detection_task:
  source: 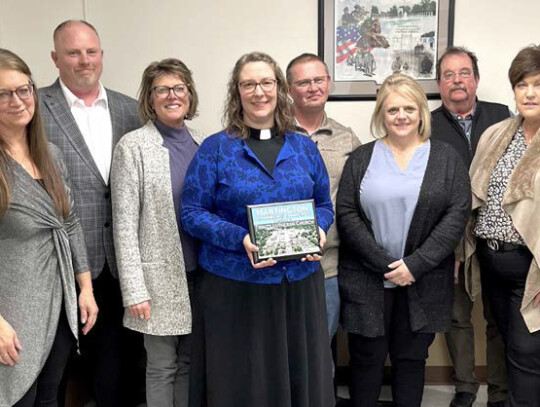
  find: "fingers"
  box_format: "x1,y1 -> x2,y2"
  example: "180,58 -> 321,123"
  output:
14,336 -> 22,351
318,227 -> 327,249
243,234 -> 258,252
301,253 -> 322,262
0,350 -> 17,366
387,259 -> 404,269
127,305 -> 138,318
384,266 -> 413,286
82,306 -> 98,335
0,340 -> 21,366
0,319 -> 21,366
143,306 -> 151,320
127,301 -> 151,321
253,258 -> 277,268
80,304 -> 97,335
243,234 -> 277,268
80,306 -> 88,325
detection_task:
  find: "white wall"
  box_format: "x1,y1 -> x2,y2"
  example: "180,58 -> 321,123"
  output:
1,0 -> 539,142
1,0 -> 540,366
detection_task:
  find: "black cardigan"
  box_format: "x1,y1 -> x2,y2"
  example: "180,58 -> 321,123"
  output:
336,139 -> 471,337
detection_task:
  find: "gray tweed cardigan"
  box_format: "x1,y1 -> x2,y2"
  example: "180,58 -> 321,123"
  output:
336,139 -> 471,337
111,121 -> 204,335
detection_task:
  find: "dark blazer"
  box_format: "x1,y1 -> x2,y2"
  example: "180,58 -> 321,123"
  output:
431,100 -> 510,167
39,79 -> 141,279
336,139 -> 471,337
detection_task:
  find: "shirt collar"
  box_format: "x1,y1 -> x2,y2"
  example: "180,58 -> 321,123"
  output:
294,112 -> 332,136
448,102 -> 477,122
59,78 -> 108,109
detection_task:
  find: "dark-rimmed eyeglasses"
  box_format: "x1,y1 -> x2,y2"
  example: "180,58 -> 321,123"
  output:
0,83 -> 34,104
152,84 -> 188,99
238,78 -> 277,94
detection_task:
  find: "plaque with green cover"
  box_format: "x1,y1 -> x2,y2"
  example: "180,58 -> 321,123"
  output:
246,199 -> 321,263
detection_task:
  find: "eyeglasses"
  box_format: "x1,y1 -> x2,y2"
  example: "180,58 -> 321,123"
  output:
0,83 -> 34,104
292,76 -> 329,88
152,84 -> 188,98
238,78 -> 277,94
441,69 -> 474,82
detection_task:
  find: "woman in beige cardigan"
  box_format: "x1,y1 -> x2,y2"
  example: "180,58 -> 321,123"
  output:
111,58 -> 204,407
464,45 -> 540,407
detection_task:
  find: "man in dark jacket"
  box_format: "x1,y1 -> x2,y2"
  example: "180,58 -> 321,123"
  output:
431,46 -> 510,407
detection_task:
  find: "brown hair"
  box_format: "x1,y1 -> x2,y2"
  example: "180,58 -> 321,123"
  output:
138,58 -> 199,123
223,52 -> 294,139
508,44 -> 540,88
436,46 -> 479,80
286,53 -> 329,84
0,49 -> 69,218
370,73 -> 431,141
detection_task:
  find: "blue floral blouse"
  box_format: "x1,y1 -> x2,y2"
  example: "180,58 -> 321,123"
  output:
180,130 -> 333,283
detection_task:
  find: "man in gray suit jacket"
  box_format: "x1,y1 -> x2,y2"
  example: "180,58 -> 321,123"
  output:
39,20 -> 143,407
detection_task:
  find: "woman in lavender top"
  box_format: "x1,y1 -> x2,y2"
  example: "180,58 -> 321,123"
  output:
111,59 -> 204,407
337,73 -> 470,407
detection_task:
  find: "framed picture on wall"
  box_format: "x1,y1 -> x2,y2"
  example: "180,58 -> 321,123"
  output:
318,0 -> 455,100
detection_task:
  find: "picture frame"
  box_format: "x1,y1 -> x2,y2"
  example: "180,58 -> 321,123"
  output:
318,0 -> 455,100
246,199 -> 321,263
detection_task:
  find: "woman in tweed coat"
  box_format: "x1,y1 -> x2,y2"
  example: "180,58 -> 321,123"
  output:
0,49 -> 97,406
111,59 -> 204,407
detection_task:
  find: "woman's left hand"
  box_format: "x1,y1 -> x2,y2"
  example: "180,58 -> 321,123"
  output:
78,288 -> 99,335
384,259 -> 416,286
243,234 -> 277,268
301,228 -> 326,262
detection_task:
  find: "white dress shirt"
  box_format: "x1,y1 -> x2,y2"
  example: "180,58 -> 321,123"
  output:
60,79 -> 113,184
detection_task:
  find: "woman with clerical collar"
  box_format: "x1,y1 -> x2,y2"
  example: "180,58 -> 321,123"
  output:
181,51 -> 334,407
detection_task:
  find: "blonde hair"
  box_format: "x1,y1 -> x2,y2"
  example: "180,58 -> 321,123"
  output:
370,73 -> 431,140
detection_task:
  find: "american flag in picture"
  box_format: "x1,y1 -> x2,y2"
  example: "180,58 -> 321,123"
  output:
336,25 -> 360,63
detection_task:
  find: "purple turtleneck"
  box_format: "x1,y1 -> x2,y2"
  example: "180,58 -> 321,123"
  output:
154,119 -> 199,272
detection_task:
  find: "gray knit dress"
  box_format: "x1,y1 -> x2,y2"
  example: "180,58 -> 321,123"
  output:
0,144 -> 88,406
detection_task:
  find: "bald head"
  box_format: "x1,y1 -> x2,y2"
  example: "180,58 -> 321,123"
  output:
51,20 -> 103,98
54,20 -> 100,45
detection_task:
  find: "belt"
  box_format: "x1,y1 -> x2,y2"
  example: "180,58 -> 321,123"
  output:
483,239 -> 525,252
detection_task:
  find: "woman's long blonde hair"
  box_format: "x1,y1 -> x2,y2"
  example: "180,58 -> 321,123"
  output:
0,49 -> 68,218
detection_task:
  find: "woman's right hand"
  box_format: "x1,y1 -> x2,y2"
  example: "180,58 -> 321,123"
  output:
243,234 -> 277,269
0,316 -> 22,366
127,301 -> 151,321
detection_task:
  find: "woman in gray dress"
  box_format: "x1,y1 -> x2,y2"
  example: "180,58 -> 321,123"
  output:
0,49 -> 98,406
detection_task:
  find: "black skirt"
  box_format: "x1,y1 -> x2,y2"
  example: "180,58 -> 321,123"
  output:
189,268 -> 334,407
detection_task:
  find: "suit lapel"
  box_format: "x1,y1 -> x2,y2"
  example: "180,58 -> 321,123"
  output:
108,91 -> 124,148
42,81 -> 105,184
